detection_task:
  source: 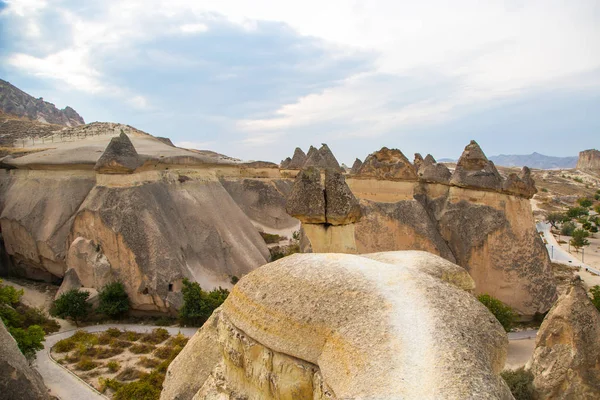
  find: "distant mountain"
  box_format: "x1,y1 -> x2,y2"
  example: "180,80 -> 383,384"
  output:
0,79 -> 84,127
489,152 -> 577,169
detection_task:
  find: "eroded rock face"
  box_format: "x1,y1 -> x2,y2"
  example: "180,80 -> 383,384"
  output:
279,157 -> 292,169
162,252 -> 512,400
286,167 -> 326,223
318,143 -> 343,171
0,320 -> 49,399
576,149 -> 600,174
528,279 -> 600,399
413,153 -> 424,171
358,147 -> 418,180
324,169 -> 361,225
418,159 -> 451,184
94,132 -> 143,174
451,140 -> 503,191
304,146 -> 325,169
288,147 -> 308,169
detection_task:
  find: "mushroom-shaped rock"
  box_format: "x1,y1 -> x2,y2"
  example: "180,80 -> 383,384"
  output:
450,140 -> 503,191
280,157 -> 292,169
162,252 -> 512,400
502,167 -> 537,198
528,278 -> 600,399
318,143 -> 343,170
285,166 -> 326,223
288,147 -> 307,169
358,147 -> 418,180
350,158 -> 363,174
324,168 -> 361,225
94,132 -> 142,174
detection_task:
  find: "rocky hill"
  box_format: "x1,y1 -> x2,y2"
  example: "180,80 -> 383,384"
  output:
576,149 -> 600,175
0,79 -> 84,127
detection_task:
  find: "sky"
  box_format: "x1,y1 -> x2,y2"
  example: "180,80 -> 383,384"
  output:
1,0 -> 599,164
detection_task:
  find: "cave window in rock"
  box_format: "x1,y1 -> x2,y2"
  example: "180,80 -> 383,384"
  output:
142,287 -> 149,295
168,283 -> 173,292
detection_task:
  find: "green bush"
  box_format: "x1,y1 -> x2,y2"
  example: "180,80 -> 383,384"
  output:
99,377 -> 123,393
50,289 -> 92,326
76,356 -> 98,371
0,280 -> 23,305
97,282 -> 130,318
153,345 -> 175,360
107,360 -> 120,372
501,367 -> 534,400
130,343 -> 155,354
560,221 -> 577,236
116,367 -> 143,381
54,337 -> 77,353
20,306 -> 60,334
8,325 -> 45,359
259,231 -> 282,244
113,379 -> 161,400
179,279 -> 229,326
578,197 -> 593,208
140,328 -> 170,344
477,294 -> 517,332
137,356 -> 160,368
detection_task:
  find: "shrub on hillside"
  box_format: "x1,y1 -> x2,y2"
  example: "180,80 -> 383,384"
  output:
477,294 -> 517,332
501,367 -> 534,400
179,279 -> 229,326
50,289 -> 92,326
560,221 -> 577,236
590,286 -> 600,313
7,325 -> 45,359
97,282 -> 130,318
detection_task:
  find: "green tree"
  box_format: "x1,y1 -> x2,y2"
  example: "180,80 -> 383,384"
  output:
546,212 -> 567,229
50,289 -> 92,326
596,204 -> 600,214
7,325 -> 45,359
570,229 -> 590,252
0,279 -> 23,306
578,197 -> 593,208
97,282 -> 130,319
179,279 -> 229,327
477,294 -> 516,332
560,221 -> 577,236
566,206 -> 589,219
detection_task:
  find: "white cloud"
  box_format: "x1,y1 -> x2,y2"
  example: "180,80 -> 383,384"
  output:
180,23 -> 208,34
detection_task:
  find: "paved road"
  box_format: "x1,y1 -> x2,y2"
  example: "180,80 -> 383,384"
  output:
34,324 -> 198,400
508,329 -> 537,340
536,222 -> 600,275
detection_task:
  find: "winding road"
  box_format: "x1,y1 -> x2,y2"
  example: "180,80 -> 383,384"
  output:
33,324 -> 198,400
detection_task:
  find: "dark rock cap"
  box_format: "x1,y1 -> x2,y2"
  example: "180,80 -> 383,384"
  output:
324,168 -> 361,225
303,146 -> 325,168
423,154 -> 436,165
413,153 -> 424,172
280,157 -> 292,169
350,158 -> 363,174
285,166 -> 326,223
318,143 -> 343,171
357,147 -> 417,181
418,162 -> 451,185
502,166 -> 537,198
288,147 -> 307,169
94,132 -> 143,174
450,140 -> 503,191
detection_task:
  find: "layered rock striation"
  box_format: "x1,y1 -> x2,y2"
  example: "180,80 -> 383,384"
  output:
161,251 -> 513,400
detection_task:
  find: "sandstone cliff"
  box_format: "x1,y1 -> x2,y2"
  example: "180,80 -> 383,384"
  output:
576,149 -> 600,174
0,320 -> 49,399
528,278 -> 600,399
289,141 -> 555,317
161,252 -> 513,400
0,79 -> 84,126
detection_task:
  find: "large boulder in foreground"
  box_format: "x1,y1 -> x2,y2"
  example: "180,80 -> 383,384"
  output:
162,251 -> 512,400
0,320 -> 49,399
528,279 -> 600,399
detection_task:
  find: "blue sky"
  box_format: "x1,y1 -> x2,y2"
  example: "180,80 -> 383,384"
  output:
1,0 -> 599,164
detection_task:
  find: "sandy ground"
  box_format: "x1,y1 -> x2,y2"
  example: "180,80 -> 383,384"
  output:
505,338 -> 536,370
555,234 -> 600,287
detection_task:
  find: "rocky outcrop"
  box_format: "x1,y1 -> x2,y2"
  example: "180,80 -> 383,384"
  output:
502,167 -> 537,198
318,143 -> 343,170
350,158 -> 363,174
413,153 -> 424,171
451,140 -> 503,191
576,149 -> 600,174
162,252 -> 513,400
279,157 -> 292,169
286,167 -> 360,225
303,145 -> 324,168
357,147 -> 418,180
0,79 -> 84,126
0,320 -> 49,399
417,156 -> 451,184
528,279 -> 600,399
94,132 -> 143,174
